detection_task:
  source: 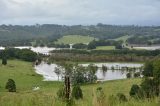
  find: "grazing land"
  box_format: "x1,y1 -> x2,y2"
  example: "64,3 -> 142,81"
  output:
95,46 -> 115,50
55,35 -> 97,44
0,60 -> 159,106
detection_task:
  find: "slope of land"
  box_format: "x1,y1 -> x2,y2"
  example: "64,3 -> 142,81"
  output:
55,35 -> 96,44
0,60 -> 159,106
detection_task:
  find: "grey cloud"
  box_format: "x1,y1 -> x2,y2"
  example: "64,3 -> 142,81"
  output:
0,0 -> 160,25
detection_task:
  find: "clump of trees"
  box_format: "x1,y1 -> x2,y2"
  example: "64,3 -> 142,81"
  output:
54,63 -> 98,85
87,40 -> 123,50
56,65 -> 83,106
72,43 -> 88,49
5,79 -> 16,92
129,59 -> 160,99
0,48 -> 37,62
50,49 -> 160,62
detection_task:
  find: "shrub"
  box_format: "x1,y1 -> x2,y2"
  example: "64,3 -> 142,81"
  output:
134,72 -> 141,78
141,78 -> 156,98
5,79 -> 16,92
129,84 -> 143,98
116,93 -> 127,102
72,85 -> 83,100
2,57 -> 7,65
126,73 -> 131,78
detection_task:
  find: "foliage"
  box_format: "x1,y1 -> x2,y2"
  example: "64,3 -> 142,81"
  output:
50,49 -> 160,62
129,84 -> 143,98
126,73 -> 131,78
54,65 -> 62,81
102,65 -> 108,72
2,57 -> 7,65
72,85 -> 83,100
87,40 -> 123,50
131,59 -> 160,99
0,48 -> 37,62
134,72 -> 141,78
5,79 -> 16,92
143,61 -> 153,77
116,93 -> 128,102
72,43 -> 88,49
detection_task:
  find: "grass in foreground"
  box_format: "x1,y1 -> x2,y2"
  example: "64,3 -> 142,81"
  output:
55,35 -> 97,44
0,60 -> 159,106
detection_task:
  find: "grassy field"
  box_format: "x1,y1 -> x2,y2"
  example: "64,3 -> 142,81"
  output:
0,60 -> 159,106
55,35 -> 96,44
95,46 -> 115,50
115,35 -> 131,42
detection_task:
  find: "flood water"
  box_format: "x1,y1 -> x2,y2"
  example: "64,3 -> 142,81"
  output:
133,46 -> 160,50
35,62 -> 143,81
14,46 -> 56,55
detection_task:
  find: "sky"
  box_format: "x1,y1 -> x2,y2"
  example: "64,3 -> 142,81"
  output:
0,0 -> 160,26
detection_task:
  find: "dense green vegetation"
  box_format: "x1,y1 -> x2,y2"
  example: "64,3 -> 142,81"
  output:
1,24 -> 160,46
0,48 -> 37,62
49,49 -> 160,62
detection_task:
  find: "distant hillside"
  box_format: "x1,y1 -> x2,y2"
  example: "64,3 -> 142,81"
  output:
0,24 -> 160,46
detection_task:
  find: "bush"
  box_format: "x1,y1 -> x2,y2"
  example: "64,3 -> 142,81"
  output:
2,57 -> 7,65
134,72 -> 141,78
116,93 -> 127,102
126,73 -> 131,78
129,84 -> 143,98
5,79 -> 16,92
140,78 -> 157,98
72,85 -> 83,100
143,61 -> 153,77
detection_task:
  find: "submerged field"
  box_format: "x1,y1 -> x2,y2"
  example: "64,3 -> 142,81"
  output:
0,60 -> 159,106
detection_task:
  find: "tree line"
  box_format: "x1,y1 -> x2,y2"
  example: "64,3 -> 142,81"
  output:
0,24 -> 160,46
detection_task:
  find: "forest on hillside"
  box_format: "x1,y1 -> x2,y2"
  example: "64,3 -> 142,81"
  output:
0,24 -> 160,46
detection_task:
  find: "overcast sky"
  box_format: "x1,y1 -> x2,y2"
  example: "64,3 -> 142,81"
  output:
0,0 -> 160,26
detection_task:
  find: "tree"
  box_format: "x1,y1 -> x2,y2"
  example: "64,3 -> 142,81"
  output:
54,65 -> 62,81
143,61 -> 153,77
2,57 -> 7,65
72,85 -> 83,100
102,65 -> 108,72
126,73 -> 131,78
5,79 -> 16,92
87,64 -> 98,83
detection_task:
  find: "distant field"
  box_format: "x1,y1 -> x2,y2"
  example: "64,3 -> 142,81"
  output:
115,35 -> 131,42
96,46 -> 115,50
55,35 -> 96,44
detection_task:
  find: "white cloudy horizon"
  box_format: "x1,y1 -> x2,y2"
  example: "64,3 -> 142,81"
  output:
0,0 -> 160,26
